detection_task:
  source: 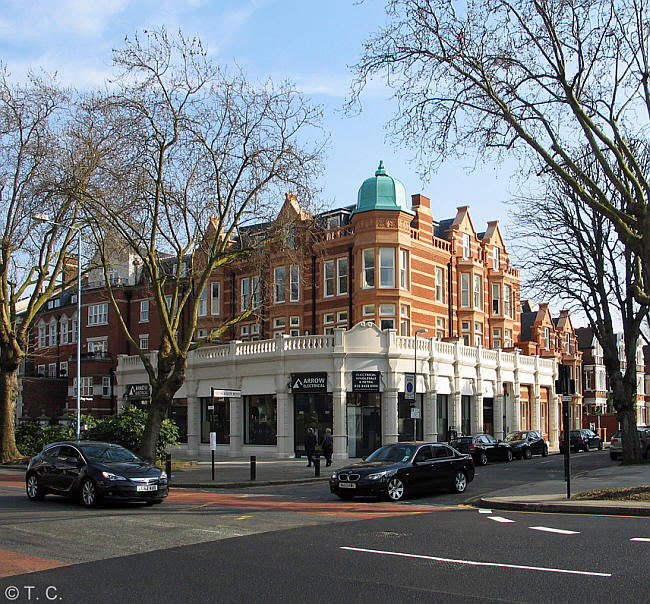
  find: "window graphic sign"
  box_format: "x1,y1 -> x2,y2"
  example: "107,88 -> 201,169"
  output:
352,371 -> 380,392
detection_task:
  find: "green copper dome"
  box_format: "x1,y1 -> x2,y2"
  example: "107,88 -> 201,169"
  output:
353,161 -> 413,215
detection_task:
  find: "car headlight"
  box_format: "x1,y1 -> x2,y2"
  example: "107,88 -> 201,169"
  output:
367,469 -> 397,481
101,471 -> 127,481
330,472 -> 338,480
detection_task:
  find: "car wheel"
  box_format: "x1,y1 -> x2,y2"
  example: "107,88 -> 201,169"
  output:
80,478 -> 100,507
523,448 -> 532,460
505,450 -> 513,462
452,471 -> 467,493
542,446 -> 549,457
26,474 -> 45,501
386,477 -> 407,501
598,441 -> 603,451
337,491 -> 355,500
584,443 -> 590,452
479,452 -> 488,466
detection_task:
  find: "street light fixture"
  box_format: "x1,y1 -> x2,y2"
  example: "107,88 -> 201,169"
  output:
414,328 -> 427,441
33,213 -> 83,440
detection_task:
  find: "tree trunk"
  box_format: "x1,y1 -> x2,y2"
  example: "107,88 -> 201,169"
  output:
138,389 -> 170,462
0,359 -> 23,463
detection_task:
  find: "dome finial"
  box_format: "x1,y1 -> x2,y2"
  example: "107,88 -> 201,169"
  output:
375,160 -> 387,176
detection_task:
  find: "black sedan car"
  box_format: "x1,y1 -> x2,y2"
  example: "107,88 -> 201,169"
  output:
26,441 -> 168,507
329,442 -> 475,502
559,429 -> 603,453
504,430 -> 548,459
450,434 -> 513,465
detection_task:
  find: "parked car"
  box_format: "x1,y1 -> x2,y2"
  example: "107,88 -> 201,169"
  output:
559,429 -> 603,453
449,434 -> 513,465
610,428 -> 650,460
26,441 -> 169,507
329,442 -> 475,501
503,430 -> 548,459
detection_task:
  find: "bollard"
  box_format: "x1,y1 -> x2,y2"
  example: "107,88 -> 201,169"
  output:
250,455 -> 256,481
314,456 -> 320,478
165,453 -> 172,485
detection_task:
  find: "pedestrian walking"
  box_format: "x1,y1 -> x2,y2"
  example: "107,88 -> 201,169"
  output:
304,427 -> 317,467
322,427 -> 333,467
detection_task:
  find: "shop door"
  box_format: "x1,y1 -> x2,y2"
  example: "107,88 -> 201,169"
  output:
346,393 -> 381,458
482,398 -> 494,435
293,393 -> 333,456
437,394 -> 449,441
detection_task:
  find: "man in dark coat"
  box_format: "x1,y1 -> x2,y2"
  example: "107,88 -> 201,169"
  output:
322,427 -> 334,466
304,427 -> 317,467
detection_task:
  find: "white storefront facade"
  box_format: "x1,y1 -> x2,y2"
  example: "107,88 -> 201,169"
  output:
116,323 -> 558,460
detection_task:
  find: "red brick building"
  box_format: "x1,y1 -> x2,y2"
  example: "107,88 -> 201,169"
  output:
23,162 -> 522,438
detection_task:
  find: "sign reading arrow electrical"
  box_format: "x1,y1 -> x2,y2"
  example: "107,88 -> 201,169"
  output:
290,372 -> 327,392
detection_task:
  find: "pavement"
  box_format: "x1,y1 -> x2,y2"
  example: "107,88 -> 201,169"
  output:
4,450 -> 650,516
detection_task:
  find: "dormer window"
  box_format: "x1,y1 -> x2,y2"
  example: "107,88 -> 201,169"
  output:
327,215 -> 341,229
493,247 -> 500,271
462,233 -> 471,259
544,327 -> 551,349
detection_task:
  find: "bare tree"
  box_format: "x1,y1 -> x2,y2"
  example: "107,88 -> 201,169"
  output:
78,30 -> 324,460
513,163 -> 647,461
350,0 -> 650,306
0,68 -> 84,462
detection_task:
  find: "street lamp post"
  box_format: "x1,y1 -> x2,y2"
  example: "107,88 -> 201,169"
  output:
34,214 -> 83,440
414,328 -> 427,441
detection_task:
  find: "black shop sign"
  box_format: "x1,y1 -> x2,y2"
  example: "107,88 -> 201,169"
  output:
352,371 -> 380,392
290,372 -> 327,392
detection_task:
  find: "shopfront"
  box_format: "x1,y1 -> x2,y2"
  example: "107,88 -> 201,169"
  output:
520,386 -> 531,430
201,396 -> 230,444
346,392 -> 381,458
398,393 -> 423,441
291,372 -> 331,456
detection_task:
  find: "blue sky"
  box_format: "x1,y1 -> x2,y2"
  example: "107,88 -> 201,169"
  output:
0,0 -> 517,233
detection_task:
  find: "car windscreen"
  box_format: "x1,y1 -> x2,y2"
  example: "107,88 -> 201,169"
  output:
366,445 -> 415,463
505,432 -> 526,442
79,445 -> 141,462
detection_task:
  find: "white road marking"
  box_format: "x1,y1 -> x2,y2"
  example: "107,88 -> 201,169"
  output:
489,516 -> 515,523
340,547 -> 611,577
478,509 -> 492,514
630,538 -> 650,542
529,526 -> 579,535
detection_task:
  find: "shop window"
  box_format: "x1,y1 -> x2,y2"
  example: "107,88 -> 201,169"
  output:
244,394 -> 277,445
201,397 -> 230,444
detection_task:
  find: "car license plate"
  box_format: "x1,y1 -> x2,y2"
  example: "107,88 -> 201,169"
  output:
136,484 -> 157,492
338,482 -> 356,489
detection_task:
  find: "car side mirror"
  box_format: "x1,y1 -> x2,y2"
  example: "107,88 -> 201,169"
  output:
361,456 -> 367,461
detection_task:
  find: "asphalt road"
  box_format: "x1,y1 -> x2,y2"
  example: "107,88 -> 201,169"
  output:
1,450 -> 641,603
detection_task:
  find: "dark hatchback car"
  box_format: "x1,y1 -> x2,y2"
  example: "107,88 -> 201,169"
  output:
504,430 -> 548,459
450,434 -> 513,465
559,429 -> 603,453
329,442 -> 475,502
26,441 -> 168,507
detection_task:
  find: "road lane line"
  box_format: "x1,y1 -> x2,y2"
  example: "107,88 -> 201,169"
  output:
529,526 -> 579,535
340,547 -> 611,577
630,538 -> 650,542
489,516 -> 514,523
478,509 -> 492,514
